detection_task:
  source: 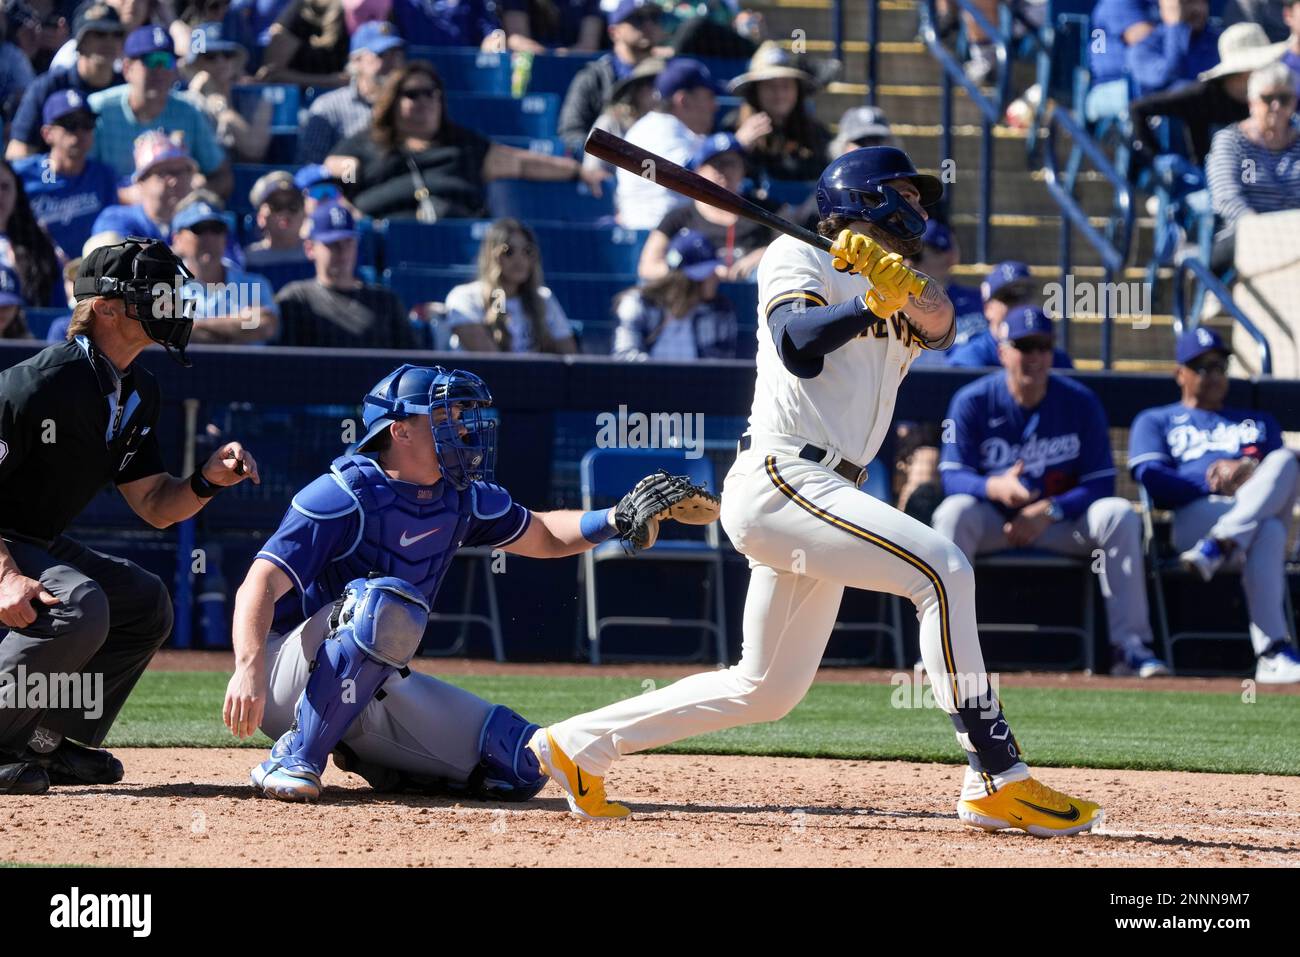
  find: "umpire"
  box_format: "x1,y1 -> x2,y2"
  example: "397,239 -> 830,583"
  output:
0,236 -> 260,795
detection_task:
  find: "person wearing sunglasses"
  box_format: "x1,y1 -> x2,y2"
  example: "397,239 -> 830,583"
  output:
170,196 -> 279,343
557,0 -> 666,154
86,25 -> 232,200
183,21 -> 271,163
443,218 -> 576,354
1205,61 -> 1300,271
325,61 -> 605,222
934,305 -> 1169,678
6,3 -> 125,162
1129,327 -> 1300,684
298,21 -> 406,165
243,169 -> 310,270
13,89 -> 118,264
947,260 -> 1074,369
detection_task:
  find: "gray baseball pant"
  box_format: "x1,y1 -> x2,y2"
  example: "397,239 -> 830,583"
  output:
932,494 -> 1155,652
0,535 -> 174,752
1171,448 -> 1299,653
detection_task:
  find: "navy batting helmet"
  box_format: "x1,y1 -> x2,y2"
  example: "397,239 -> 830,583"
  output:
815,147 -> 943,243
352,364 -> 498,490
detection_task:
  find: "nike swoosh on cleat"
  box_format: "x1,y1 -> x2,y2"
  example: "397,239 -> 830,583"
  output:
1015,798 -> 1081,821
576,767 -> 589,797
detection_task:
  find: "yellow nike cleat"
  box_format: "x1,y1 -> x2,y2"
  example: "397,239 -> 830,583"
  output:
957,777 -> 1103,837
528,728 -> 631,820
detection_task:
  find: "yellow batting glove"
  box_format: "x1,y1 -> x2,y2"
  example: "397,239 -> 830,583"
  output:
829,228 -> 887,275
864,254 -> 930,318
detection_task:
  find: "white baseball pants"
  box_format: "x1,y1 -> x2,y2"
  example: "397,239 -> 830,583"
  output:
551,442 -> 1000,776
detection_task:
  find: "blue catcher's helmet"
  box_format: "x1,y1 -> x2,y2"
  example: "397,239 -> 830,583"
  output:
351,364 -> 498,490
815,146 -> 943,243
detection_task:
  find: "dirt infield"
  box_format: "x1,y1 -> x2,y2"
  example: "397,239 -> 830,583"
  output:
2,749 -> 1297,867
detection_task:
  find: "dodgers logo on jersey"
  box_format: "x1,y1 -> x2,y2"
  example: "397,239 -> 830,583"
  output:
980,433 -> 1082,477
1167,419 -> 1262,462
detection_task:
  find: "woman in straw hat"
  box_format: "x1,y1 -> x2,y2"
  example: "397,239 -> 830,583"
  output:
723,40 -> 831,182
1205,60 -> 1300,268
1129,21 -> 1288,166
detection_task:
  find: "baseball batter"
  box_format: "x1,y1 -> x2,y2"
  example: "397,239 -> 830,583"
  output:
223,363 -> 716,802
529,147 -> 1103,836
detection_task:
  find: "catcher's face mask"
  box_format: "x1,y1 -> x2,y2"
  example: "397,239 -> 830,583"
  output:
428,369 -> 497,491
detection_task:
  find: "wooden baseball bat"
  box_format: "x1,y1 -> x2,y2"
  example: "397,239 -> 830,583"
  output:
584,128 -> 836,254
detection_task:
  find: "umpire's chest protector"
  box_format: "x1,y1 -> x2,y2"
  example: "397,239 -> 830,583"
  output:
303,454 -> 473,612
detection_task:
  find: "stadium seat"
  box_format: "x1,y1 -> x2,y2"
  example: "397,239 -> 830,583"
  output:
578,447 -> 728,664
486,178 -> 613,222
262,131 -> 300,165
382,265 -> 476,308
406,47 -> 512,93
423,547 -> 506,661
493,135 -> 567,155
447,92 -> 560,139
231,83 -> 300,130
24,307 -> 67,341
381,220 -> 648,274
525,52 -> 600,96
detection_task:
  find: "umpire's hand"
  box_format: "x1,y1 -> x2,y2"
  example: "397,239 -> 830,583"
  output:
203,441 -> 261,487
0,572 -> 60,628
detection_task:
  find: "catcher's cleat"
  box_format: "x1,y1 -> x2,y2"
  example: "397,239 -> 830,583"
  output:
24,739 -> 124,786
0,756 -> 50,795
527,729 -> 630,820
251,759 -> 322,802
958,777 -> 1102,837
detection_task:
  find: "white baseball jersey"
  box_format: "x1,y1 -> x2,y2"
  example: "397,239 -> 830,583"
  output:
750,233 -> 924,467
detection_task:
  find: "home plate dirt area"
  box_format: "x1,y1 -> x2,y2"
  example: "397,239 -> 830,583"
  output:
2,749 -> 1297,867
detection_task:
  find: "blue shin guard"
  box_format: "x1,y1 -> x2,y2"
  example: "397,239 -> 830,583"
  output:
253,577 -> 430,801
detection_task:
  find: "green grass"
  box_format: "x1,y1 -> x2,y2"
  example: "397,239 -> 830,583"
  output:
106,671 -> 1300,776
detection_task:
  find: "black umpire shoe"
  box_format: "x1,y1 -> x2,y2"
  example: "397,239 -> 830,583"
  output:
0,756 -> 50,795
25,740 -> 124,786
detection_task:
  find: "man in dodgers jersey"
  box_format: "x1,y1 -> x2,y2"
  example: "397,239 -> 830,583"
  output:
932,305 -> 1168,678
526,147 -> 1104,835
1129,328 -> 1300,684
223,364 -> 696,801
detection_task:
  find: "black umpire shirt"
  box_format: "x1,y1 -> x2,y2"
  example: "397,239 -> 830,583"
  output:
0,337 -> 166,547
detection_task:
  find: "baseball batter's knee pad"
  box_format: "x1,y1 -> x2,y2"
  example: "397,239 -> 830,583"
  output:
469,705 -> 547,802
334,576 -> 431,667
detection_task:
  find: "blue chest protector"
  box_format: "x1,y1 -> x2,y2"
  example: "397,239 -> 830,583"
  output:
296,453 -> 475,622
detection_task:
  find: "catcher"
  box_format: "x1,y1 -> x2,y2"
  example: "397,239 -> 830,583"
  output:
223,363 -> 717,802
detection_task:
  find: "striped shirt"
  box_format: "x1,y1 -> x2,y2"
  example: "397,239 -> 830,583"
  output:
297,82 -> 374,165
1206,123 -> 1300,225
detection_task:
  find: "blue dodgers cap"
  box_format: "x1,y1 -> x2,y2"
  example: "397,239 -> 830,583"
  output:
171,200 -> 228,234
655,58 -> 721,99
124,24 -> 174,58
1176,326 -> 1231,365
665,229 -> 721,281
307,201 -> 358,242
186,22 -> 240,64
43,88 -> 96,126
351,20 -> 405,56
922,219 -> 954,252
981,260 -> 1033,301
687,132 -> 744,171
999,305 -> 1054,343
0,264 -> 24,306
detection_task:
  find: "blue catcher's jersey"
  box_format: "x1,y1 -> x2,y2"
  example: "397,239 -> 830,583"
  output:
257,453 -> 532,634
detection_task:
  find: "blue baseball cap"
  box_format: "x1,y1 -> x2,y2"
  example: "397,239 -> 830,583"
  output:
1176,326 -> 1231,365
999,305 -> 1054,343
922,219 -> 954,252
687,132 -> 744,171
609,0 -> 656,25
665,229 -> 721,281
172,200 -> 228,234
124,24 -> 174,59
294,163 -> 338,190
981,260 -> 1033,302
308,201 -> 358,242
655,58 -> 721,99
43,88 -> 96,126
0,264 -> 24,307
187,22 -> 240,64
351,20 -> 404,56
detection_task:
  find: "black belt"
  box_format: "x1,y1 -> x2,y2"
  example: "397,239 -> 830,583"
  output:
737,434 -> 866,487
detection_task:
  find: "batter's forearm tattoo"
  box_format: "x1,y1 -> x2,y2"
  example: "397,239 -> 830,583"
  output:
902,274 -> 956,349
